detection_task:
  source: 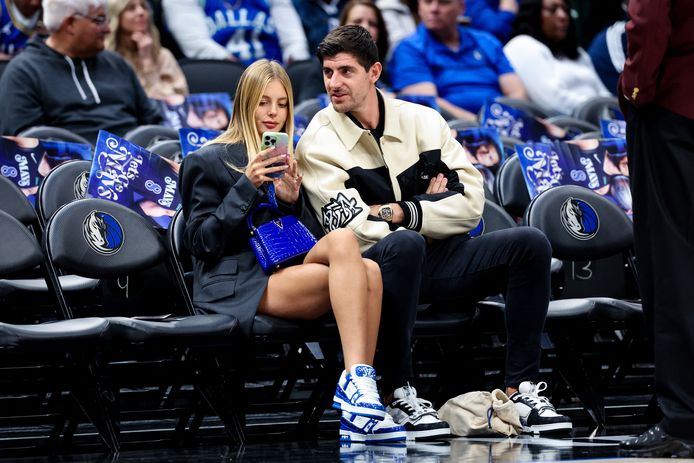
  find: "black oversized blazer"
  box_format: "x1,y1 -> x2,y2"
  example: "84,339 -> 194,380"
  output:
179,142 -> 324,336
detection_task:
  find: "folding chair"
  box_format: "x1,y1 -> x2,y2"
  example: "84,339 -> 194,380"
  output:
167,209 -> 342,437
149,139 -> 183,162
178,59 -> 246,99
525,185 -> 643,432
17,126 -> 92,146
0,210 -> 115,451
286,59 -> 325,104
572,96 -> 621,126
43,198 -> 245,446
123,125 -> 179,150
494,154 -> 531,219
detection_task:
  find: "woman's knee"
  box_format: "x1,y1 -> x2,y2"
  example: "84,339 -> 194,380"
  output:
325,228 -> 361,259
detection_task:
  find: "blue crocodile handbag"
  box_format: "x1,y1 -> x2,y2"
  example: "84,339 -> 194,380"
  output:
247,185 -> 317,274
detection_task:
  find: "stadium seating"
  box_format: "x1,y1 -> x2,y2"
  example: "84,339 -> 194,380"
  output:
43,198 -> 245,447
17,126 -> 92,146
572,96 -> 621,126
286,59 -> 325,104
123,125 -> 179,150
179,59 -> 246,100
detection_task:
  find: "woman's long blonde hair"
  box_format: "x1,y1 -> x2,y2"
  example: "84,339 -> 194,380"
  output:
210,59 -> 295,170
105,0 -> 161,70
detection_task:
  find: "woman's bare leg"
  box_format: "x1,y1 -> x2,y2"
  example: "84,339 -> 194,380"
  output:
258,229 -> 381,370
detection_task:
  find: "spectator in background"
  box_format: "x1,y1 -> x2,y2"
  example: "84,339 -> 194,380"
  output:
106,0 -> 188,99
292,0 -> 346,55
389,0 -> 527,121
1,0 -> 42,58
587,19 -> 626,95
465,0 -> 518,43
163,0 -> 309,66
0,0 -> 162,142
504,0 -> 610,116
375,0 -> 415,54
339,0 -> 390,83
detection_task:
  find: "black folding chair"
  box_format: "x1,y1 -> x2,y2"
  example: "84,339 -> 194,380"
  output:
494,154 -> 531,219
17,126 -> 92,146
0,210 -> 115,451
43,198 -> 245,446
525,185 -> 644,432
572,96 -> 621,126
178,59 -> 246,99
286,59 -> 325,104
149,139 -> 183,162
123,125 -> 179,150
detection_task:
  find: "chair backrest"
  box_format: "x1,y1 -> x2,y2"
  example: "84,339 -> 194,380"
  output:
493,96 -> 552,119
149,139 -> 183,162
123,125 -> 179,150
166,209 -> 195,313
294,98 -> 323,121
0,210 -> 44,277
17,126 -> 92,146
448,119 -> 480,131
544,115 -> 600,136
286,59 -> 325,104
494,155 -> 530,218
573,131 -> 602,140
479,200 -> 517,234
0,59 -> 9,80
44,198 -> 166,278
524,185 -> 633,261
572,96 -> 621,126
178,59 -> 246,99
0,175 -> 39,228
36,160 -> 91,227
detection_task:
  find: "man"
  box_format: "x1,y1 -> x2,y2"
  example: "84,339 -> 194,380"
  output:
465,0 -> 518,43
1,0 -> 42,58
0,0 -> 162,143
389,0 -> 526,121
296,25 -> 571,441
618,0 -> 694,458
162,0 -> 309,66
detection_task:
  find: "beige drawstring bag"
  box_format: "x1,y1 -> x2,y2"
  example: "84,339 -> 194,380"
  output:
438,389 -> 522,437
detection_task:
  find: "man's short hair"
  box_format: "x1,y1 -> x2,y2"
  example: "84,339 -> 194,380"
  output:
316,25 -> 379,71
43,0 -> 107,33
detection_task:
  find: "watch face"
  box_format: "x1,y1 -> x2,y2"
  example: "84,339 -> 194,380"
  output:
380,206 -> 393,221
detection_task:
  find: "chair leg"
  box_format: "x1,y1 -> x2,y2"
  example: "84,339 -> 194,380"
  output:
297,342 -> 341,436
552,333 -> 606,431
70,360 -> 120,453
192,353 -> 246,445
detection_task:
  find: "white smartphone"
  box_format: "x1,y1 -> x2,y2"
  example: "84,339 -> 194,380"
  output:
261,131 -> 289,179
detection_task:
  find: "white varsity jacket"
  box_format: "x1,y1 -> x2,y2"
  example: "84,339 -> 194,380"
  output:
296,95 -> 485,251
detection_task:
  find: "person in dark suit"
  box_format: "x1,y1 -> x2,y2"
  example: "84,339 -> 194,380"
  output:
618,0 -> 694,458
179,59 -> 406,443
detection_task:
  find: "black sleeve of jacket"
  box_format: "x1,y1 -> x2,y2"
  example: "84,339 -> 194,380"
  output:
180,150 -> 263,263
0,61 -> 44,135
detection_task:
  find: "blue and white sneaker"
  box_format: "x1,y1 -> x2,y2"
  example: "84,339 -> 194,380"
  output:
333,364 -> 385,420
339,411 -> 407,443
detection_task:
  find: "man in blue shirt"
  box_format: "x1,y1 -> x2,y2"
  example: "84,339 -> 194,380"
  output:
1,0 -> 41,58
389,0 -> 526,121
465,0 -> 518,43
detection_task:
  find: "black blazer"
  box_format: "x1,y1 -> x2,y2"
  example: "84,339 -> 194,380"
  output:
179,142 -> 324,336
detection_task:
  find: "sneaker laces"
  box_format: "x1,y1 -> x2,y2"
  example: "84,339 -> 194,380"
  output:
519,382 -> 556,412
351,374 -> 380,401
392,384 -> 438,420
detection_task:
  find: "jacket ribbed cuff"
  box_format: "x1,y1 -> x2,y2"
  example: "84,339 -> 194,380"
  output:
397,200 -> 422,231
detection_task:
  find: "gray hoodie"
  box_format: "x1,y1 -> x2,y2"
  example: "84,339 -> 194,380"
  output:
0,38 -> 162,143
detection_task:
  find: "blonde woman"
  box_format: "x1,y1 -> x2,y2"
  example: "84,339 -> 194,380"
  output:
106,0 -> 187,99
179,60 -> 405,443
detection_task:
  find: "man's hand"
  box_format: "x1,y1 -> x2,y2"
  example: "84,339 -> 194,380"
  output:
426,173 -> 448,194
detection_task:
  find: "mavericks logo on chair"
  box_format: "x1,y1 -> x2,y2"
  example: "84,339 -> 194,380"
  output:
73,172 -> 89,199
83,210 -> 124,255
560,198 -> 599,240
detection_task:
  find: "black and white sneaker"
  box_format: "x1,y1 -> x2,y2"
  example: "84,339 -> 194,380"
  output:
510,381 -> 572,435
386,384 -> 450,440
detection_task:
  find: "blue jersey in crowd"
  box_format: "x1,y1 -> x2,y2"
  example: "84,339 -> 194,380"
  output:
203,0 -> 283,65
390,24 -> 515,114
1,0 -> 34,56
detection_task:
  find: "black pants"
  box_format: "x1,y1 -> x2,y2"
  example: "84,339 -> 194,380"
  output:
363,226 -> 551,393
625,103 -> 694,439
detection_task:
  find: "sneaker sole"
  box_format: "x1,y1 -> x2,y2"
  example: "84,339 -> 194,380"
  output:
333,399 -> 386,420
339,430 -> 406,443
523,422 -> 573,434
407,426 -> 451,441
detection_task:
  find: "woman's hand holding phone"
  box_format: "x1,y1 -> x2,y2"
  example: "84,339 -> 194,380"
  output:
245,146 -> 289,187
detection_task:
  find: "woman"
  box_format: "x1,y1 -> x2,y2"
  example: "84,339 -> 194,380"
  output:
339,0 -> 389,64
503,0 -> 610,116
106,0 -> 188,99
180,60 -> 405,443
